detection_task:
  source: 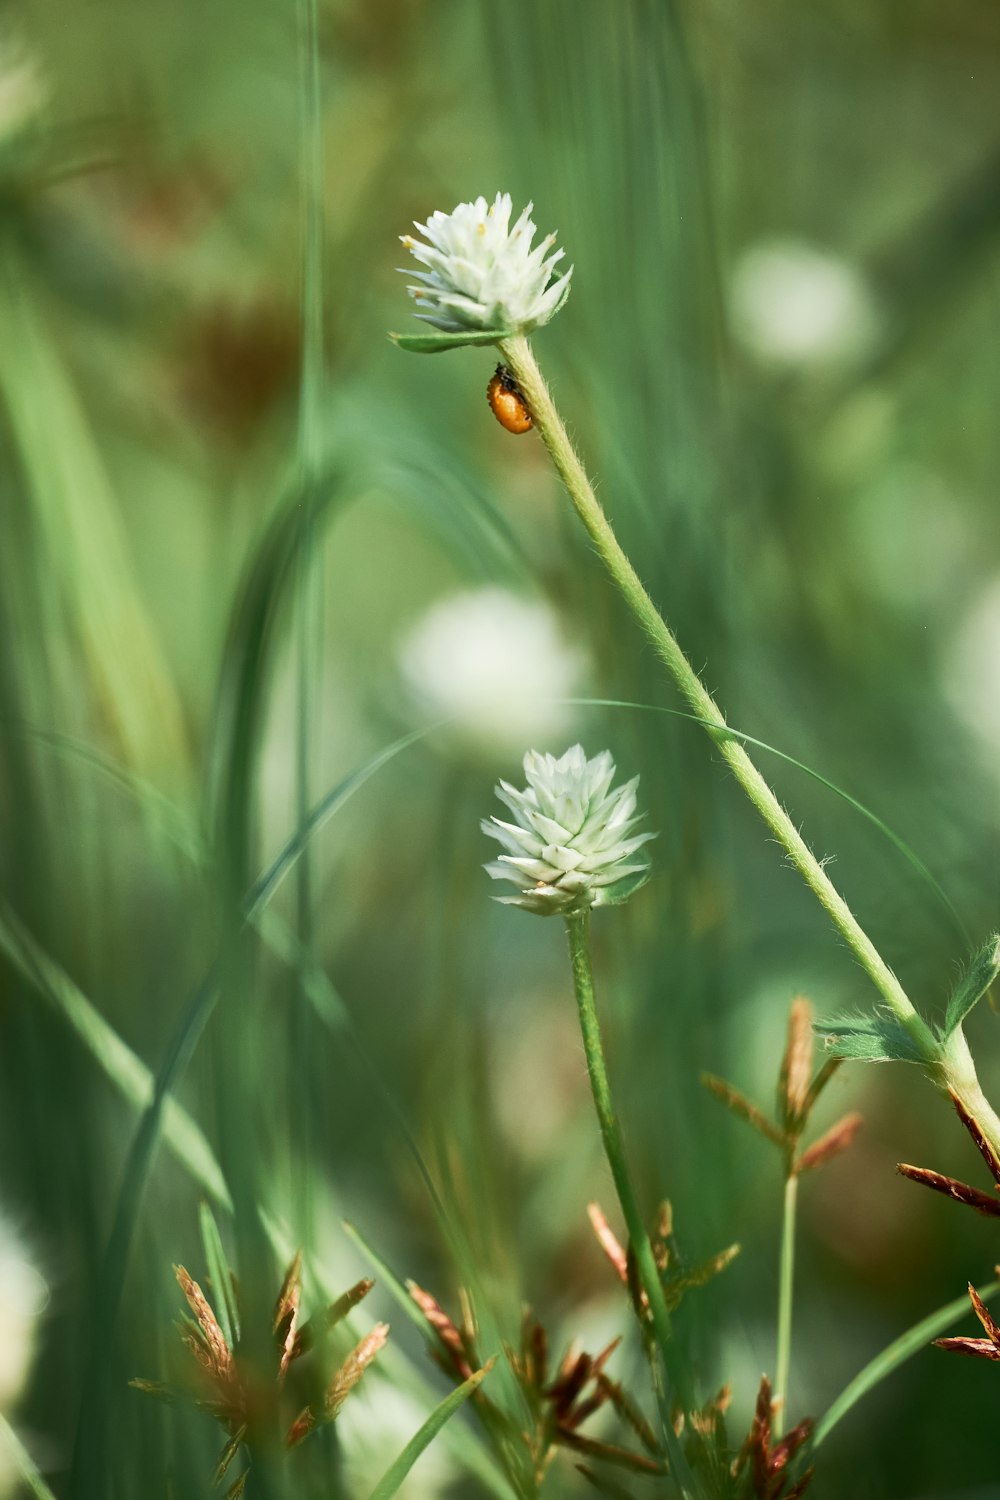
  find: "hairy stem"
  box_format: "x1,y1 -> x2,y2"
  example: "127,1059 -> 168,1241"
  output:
500,331 -> 1000,1161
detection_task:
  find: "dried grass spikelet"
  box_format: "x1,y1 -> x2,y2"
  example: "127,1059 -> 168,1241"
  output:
703,995 -> 861,1179
934,1276 -> 1000,1362
408,1278 -> 665,1485
588,1200 -> 739,1320
732,1375 -> 814,1498
133,1254 -> 387,1493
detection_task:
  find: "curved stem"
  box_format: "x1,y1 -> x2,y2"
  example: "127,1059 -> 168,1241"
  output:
500,331 -> 1000,1162
564,912 -> 699,1497
773,1171 -> 798,1437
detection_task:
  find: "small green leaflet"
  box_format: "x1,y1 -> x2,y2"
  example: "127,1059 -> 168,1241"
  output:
389,329 -> 508,354
941,934 -> 1000,1039
814,1016 -> 926,1064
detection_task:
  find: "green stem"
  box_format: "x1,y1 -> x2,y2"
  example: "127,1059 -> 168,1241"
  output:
0,1413 -> 58,1500
293,0 -> 325,1222
500,331 -> 1000,1162
773,1171 -> 798,1437
564,912 -> 698,1497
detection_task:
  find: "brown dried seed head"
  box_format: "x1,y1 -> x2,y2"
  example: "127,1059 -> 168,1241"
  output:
407,1283 -> 474,1380
595,1372 -> 660,1454
934,1335 -> 1000,1359
796,1112 -> 863,1174
949,1089 -> 1000,1186
701,1073 -> 787,1148
174,1265 -> 232,1378
968,1282 -> 1000,1349
325,1322 -> 390,1417
779,997 -> 814,1130
291,1277 -> 376,1360
587,1202 -> 629,1284
897,1162 -> 1000,1218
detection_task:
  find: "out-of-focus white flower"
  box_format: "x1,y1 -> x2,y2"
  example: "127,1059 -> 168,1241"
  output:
400,193 -> 572,334
0,38 -> 46,143
483,744 -> 654,915
0,1212 -> 46,1500
0,1215 -> 44,1410
944,578 -> 1000,754
729,238 -> 879,369
398,587 -> 584,762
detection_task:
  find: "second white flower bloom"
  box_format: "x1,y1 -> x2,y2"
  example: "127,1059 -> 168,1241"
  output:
483,745 -> 655,915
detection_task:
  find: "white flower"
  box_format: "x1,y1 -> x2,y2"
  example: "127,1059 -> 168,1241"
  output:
729,238 -> 879,369
0,1214 -> 44,1411
0,36 -> 46,144
398,588 -> 585,762
944,577 -> 1000,756
483,745 -> 655,915
0,1211 -> 46,1499
400,192 -> 572,334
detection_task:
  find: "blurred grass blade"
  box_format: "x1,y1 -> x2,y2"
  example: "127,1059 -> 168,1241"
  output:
199,1204 -> 241,1347
0,1412 -> 58,1500
341,1220 -> 432,1337
73,729 -> 430,1488
0,253 -> 188,781
366,1362 -> 495,1500
811,1278 -> 1000,1452
578,697 -> 968,943
0,895 -> 230,1208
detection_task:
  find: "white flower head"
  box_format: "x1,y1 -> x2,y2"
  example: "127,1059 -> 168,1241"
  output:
483,745 -> 655,916
398,587 -> 585,763
400,192 -> 572,335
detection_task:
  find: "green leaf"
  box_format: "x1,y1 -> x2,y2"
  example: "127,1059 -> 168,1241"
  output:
389,329 -> 508,354
366,1363 -> 494,1500
942,934 -> 1000,1038
0,896 -> 231,1209
812,1279 -> 1000,1452
199,1205 -> 241,1349
813,1016 -> 927,1064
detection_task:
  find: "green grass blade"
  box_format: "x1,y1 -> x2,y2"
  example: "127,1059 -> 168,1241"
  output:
71,729 -> 431,1491
341,1220 -> 433,1338
574,697 -> 968,944
0,251 -> 188,782
0,895 -> 230,1208
199,1204 -> 241,1348
811,1278 -> 1000,1453
0,1412 -> 59,1500
366,1363 -> 495,1500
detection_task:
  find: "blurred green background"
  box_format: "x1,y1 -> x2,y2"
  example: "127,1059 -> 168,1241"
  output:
2,0 -> 1000,1495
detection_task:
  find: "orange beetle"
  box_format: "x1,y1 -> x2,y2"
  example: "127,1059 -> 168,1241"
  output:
486,364 -> 533,434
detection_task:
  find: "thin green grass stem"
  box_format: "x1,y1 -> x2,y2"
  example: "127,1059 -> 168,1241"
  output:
773,1171 -> 798,1437
500,332 -> 1000,1161
292,0 -> 326,1224
810,1278 -> 1000,1455
563,912 -> 698,1498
